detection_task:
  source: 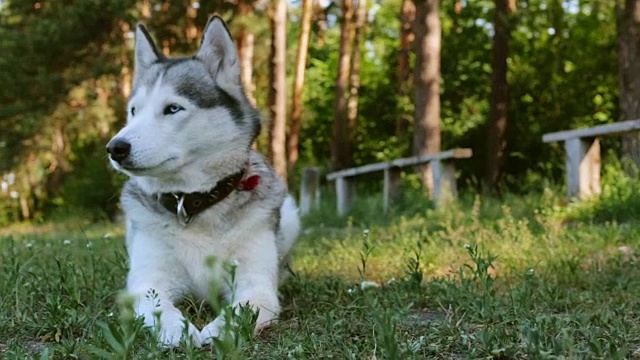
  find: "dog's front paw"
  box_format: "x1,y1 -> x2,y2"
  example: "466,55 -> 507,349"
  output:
156,314 -> 202,348
199,317 -> 226,346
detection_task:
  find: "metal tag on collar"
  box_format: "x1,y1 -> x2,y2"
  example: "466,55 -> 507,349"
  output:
176,195 -> 192,226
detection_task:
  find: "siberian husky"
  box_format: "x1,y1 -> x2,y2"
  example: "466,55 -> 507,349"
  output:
106,16 -> 300,347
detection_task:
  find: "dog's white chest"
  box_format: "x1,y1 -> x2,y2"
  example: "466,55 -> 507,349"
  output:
176,230 -> 226,297
128,215 -> 243,300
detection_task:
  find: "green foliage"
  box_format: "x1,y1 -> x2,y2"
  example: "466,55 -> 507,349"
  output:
504,0 -> 619,184
89,294 -> 147,359
565,154 -> 640,224
0,0 -> 624,222
0,0 -> 134,223
3,187 -> 640,357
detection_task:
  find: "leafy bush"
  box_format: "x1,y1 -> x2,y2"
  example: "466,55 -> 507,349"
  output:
566,155 -> 640,223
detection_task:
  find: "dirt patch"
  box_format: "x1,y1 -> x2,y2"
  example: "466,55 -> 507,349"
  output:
26,340 -> 47,354
406,308 -> 445,324
0,340 -> 47,356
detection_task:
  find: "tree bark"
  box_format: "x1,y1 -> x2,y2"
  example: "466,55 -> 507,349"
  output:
119,20 -> 132,101
236,0 -> 257,106
617,0 -> 640,166
140,0 -> 151,23
268,0 -> 288,179
412,0 -> 441,195
331,0 -> 355,171
288,0 -> 314,170
397,0 -> 416,136
313,0 -> 329,47
237,31 -> 256,105
185,0 -> 200,44
399,0 -> 416,82
452,0 -> 463,32
160,2 -> 172,56
484,0 -> 511,192
347,0 -> 367,136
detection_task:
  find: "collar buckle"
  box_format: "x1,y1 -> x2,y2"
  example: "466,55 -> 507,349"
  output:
175,194 -> 192,226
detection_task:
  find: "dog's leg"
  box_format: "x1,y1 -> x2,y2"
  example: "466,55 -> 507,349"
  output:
129,285 -> 202,348
200,231 -> 280,345
127,234 -> 201,348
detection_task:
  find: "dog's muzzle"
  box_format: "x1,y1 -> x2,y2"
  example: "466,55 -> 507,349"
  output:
106,138 -> 131,163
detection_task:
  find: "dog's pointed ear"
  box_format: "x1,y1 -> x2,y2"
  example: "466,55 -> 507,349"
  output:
134,24 -> 161,78
197,16 -> 241,91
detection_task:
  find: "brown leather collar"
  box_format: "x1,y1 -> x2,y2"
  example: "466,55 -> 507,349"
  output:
158,169 -> 246,225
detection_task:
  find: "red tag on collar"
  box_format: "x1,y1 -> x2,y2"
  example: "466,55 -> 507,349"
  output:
239,175 -> 260,191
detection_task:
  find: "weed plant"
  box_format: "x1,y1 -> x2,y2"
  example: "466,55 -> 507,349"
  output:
2,165 -> 640,358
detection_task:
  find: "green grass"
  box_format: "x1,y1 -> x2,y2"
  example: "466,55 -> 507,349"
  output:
3,168 -> 640,358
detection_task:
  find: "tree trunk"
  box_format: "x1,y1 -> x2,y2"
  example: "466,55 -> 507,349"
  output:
331,0 -> 355,171
412,0 -> 441,195
314,0 -> 328,47
484,0 -> 511,192
399,0 -> 415,84
185,0 -> 200,44
453,0 -> 463,32
140,0 -> 151,23
236,0 -> 257,106
347,0 -> 367,134
161,2 -> 172,56
617,0 -> 640,166
268,0 -> 288,179
397,0 -> 415,136
119,20 -> 132,101
19,195 -> 30,220
237,31 -> 256,105
288,0 -> 314,170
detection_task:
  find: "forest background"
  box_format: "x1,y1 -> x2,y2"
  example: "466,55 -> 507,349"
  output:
0,0 -> 629,224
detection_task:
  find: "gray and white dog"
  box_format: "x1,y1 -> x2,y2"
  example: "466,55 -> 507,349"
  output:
106,16 -> 300,347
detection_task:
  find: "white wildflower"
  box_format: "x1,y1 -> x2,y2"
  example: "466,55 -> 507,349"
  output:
360,281 -> 381,290
618,246 -> 633,255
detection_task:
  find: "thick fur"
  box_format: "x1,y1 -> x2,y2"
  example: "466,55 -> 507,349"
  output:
106,17 -> 300,347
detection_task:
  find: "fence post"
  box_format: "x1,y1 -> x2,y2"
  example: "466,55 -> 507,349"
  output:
432,160 -> 457,207
336,177 -> 352,216
565,137 -> 601,199
300,167 -> 320,215
383,167 -> 401,213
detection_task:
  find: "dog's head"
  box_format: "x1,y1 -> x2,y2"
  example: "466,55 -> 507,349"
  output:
107,17 -> 260,190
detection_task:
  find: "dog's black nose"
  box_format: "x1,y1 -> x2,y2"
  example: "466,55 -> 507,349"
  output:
106,138 -> 131,163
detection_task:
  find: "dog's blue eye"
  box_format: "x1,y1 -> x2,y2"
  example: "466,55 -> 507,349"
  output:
130,107 -> 136,116
164,104 -> 184,115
